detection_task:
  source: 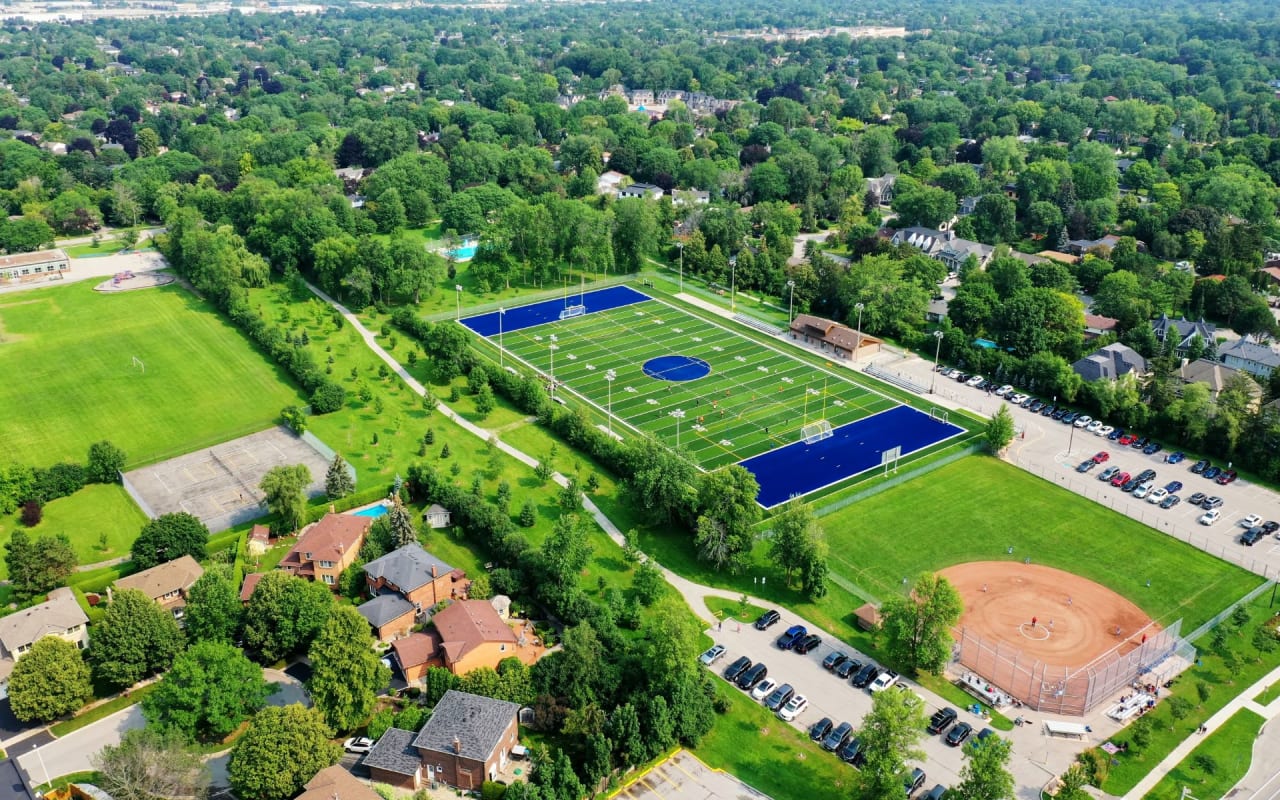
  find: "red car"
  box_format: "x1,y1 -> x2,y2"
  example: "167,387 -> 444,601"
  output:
1110,471 -> 1131,487
1118,434 -> 1136,446
1216,470 -> 1238,485
1092,451 -> 1110,464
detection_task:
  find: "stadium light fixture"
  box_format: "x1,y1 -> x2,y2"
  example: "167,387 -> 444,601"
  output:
854,302 -> 865,363
930,330 -> 944,394
670,408 -> 685,449
605,369 -> 617,435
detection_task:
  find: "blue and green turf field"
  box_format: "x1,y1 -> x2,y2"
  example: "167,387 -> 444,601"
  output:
462,286 -> 963,505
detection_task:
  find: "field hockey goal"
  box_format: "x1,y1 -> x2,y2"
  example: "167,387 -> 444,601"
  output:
559,304 -> 587,320
929,406 -> 949,424
801,419 -> 833,444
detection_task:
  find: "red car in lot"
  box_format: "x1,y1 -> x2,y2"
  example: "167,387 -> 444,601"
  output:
1110,471 -> 1131,487
1118,434 -> 1137,446
1217,470 -> 1238,485
1092,451 -> 1110,463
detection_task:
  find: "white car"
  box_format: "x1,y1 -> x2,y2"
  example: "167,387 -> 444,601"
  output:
1146,488 -> 1168,504
869,670 -> 900,692
1085,420 -> 1103,433
344,737 -> 374,754
1097,425 -> 1115,438
966,374 -> 984,387
1073,415 -> 1093,428
699,644 -> 726,666
1132,482 -> 1153,499
995,385 -> 1014,397
751,678 -> 777,701
1241,514 -> 1263,528
778,693 -> 809,721
1009,393 -> 1029,404
1199,509 -> 1222,526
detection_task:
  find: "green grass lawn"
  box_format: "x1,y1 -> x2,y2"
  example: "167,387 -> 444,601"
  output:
0,484 -> 146,579
1141,709 -> 1264,800
1255,678 -> 1280,706
0,283 -> 303,467
705,596 -> 770,623
63,238 -> 155,258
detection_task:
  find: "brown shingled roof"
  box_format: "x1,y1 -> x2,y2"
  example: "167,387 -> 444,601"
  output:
391,631 -> 440,668
433,600 -> 517,664
114,555 -> 204,601
279,514 -> 371,575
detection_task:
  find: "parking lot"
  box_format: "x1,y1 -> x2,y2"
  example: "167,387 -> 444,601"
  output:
614,750 -> 770,800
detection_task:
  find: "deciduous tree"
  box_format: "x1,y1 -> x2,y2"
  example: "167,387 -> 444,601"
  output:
954,735 -> 1016,800
86,441 -> 127,483
131,512 -> 209,570
307,605 -> 390,732
8,636 -> 92,722
184,568 -> 242,644
4,529 -> 78,602
242,571 -> 332,663
260,464 -> 311,535
93,728 -> 211,800
984,405 -> 1016,454
90,588 -> 185,690
880,572 -> 964,674
142,640 -> 270,742
228,704 -> 341,800
855,685 -> 927,800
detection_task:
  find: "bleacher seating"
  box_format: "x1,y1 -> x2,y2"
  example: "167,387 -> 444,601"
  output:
734,313 -> 783,336
864,364 -> 928,395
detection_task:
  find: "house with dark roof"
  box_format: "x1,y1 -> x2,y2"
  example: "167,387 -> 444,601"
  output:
364,542 -> 465,616
0,587 -> 88,696
865,174 -> 896,206
890,227 -> 994,270
1179,359 -> 1262,406
357,594 -> 418,642
279,514 -> 371,588
1071,343 -> 1149,382
788,313 -> 881,360
1152,314 -> 1216,356
365,691 -> 521,791
1219,336 -> 1280,379
112,555 -> 204,620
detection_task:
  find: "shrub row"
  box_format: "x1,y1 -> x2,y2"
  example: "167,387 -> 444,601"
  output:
226,294 -> 347,413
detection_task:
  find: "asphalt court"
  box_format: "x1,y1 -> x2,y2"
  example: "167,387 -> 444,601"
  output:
615,750 -> 770,800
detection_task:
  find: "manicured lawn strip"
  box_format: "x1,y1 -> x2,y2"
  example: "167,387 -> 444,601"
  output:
642,263 -> 792,328
50,684 -> 156,737
0,282 -> 303,467
1141,709 -> 1264,800
1100,593 -> 1280,794
63,238 -> 155,258
33,771 -> 102,793
0,484 -> 146,580
1255,678 -> 1280,706
695,681 -> 857,800
705,596 -> 770,623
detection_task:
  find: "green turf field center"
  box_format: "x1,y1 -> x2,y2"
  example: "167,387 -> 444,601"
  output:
481,295 -> 900,470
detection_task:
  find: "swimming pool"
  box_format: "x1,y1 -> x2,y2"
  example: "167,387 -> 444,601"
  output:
350,503 -> 389,518
449,243 -> 478,261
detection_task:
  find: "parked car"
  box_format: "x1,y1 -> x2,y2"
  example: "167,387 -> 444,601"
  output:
1040,404 -> 1057,417
737,662 -> 768,690
1098,466 -> 1120,482
794,634 -> 823,654
751,677 -> 778,701
1188,492 -> 1208,506
954,372 -> 969,383
1029,400 -> 1045,412
779,693 -> 809,721
809,717 -> 833,742
905,768 -> 927,797
1203,466 -> 1223,480
869,670 -> 900,692
1137,468 -> 1157,481
823,651 -> 849,670
852,663 -> 880,688
1191,459 -> 1210,474
976,728 -> 997,745
922,785 -> 947,800
1076,459 -> 1096,473
838,736 -> 864,765
776,625 -> 807,650
1073,414 -> 1093,428
835,658 -> 860,679
1108,428 -> 1125,441
1263,521 -> 1280,536
724,656 -> 752,681
1159,494 -> 1182,509
1241,527 -> 1266,546
1146,488 -> 1168,504
764,682 -> 795,711
1097,425 -> 1114,437
1009,392 -> 1030,404
754,609 -> 781,630
1202,496 -> 1224,510
1092,451 -> 1110,463
1165,481 -> 1183,493
927,707 -> 958,734
966,375 -> 984,387
699,644 -> 727,666
1132,482 -> 1153,499
1199,509 -> 1222,526
1217,470 -> 1238,485
1052,408 -> 1069,420
1131,436 -> 1151,450
1085,419 -> 1103,433
822,721 -> 854,751
1061,411 -> 1079,424
1021,395 -> 1037,408
1241,514 -> 1263,528
1121,477 -> 1142,493
995,385 -> 1013,397
945,722 -> 974,747
1166,451 -> 1186,464
344,737 -> 374,754
1143,442 -> 1163,456
1110,471 -> 1131,487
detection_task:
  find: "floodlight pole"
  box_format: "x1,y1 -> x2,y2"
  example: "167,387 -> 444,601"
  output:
455,284 -> 463,320
730,256 -> 737,312
548,334 -> 559,395
930,330 -> 944,394
677,242 -> 685,294
498,307 -> 505,368
854,302 -> 865,363
605,369 -> 616,434
787,280 -> 796,324
670,408 -> 685,449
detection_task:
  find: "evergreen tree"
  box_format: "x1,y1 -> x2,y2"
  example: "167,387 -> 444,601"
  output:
324,454 -> 355,500
387,494 -> 417,549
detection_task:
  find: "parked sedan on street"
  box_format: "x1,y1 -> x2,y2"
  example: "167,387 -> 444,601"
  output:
823,651 -> 849,671
1164,481 -> 1183,493
1146,488 -> 1168,504
1108,428 -> 1125,441
1097,425 -> 1115,437
1077,459 -> 1096,473
1143,442 -> 1163,456
1092,451 -> 1110,463
1203,466 -> 1223,480
1191,459 -> 1210,474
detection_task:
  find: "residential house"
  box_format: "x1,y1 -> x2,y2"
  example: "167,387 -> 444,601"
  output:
0,588 -> 88,698
424,504 -> 452,529
388,597 -> 543,683
365,690 -> 520,790
390,632 -> 438,684
627,89 -> 654,107
865,174 -> 896,206
1071,343 -> 1149,382
617,182 -> 664,201
595,170 -> 626,196
957,195 -> 981,217
364,542 -> 465,611
1036,250 -> 1079,266
278,513 -> 371,588
1219,337 -> 1280,380
1152,314 -> 1216,356
358,594 -> 418,642
1259,265 -> 1280,286
671,189 -> 711,206
1083,313 -> 1119,340
246,524 -> 271,557
240,572 -> 264,604
789,313 -> 881,360
0,249 -> 70,285
890,227 -> 994,271
112,555 -> 204,621
1179,359 -> 1262,406
296,765 -> 381,800
1066,234 -> 1144,257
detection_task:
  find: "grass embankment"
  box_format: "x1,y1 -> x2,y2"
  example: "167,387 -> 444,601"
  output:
1141,709 -> 1264,800
0,484 -> 146,580
50,684 -> 157,737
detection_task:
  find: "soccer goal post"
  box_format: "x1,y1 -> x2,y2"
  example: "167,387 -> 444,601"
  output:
801,419 -> 833,444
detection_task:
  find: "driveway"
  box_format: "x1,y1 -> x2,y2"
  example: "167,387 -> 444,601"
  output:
0,701 -> 43,746
15,706 -> 144,787
265,668 -> 310,708
0,759 -> 32,800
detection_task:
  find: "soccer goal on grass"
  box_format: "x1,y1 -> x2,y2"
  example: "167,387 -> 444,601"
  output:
559,304 -> 587,320
801,419 -> 833,444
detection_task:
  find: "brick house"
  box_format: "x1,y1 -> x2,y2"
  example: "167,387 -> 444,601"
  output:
296,765 -> 381,800
364,691 -> 520,791
112,555 -> 204,621
357,594 -> 418,642
789,313 -> 881,360
363,543 -> 465,611
278,514 -> 371,588
387,598 -> 545,683
0,588 -> 88,698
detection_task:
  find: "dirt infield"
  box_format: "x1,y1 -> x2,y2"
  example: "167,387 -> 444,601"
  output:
941,561 -> 1157,670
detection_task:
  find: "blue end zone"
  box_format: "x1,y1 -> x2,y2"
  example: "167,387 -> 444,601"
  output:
740,405 -> 965,508
459,285 -> 652,337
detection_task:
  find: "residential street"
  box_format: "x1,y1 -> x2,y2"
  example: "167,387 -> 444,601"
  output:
15,706 -> 143,787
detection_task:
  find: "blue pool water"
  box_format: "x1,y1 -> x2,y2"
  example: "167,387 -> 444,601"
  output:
450,244 -> 478,261
350,503 -> 389,518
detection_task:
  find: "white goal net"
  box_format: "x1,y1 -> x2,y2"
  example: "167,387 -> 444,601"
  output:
801,419 -> 833,444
